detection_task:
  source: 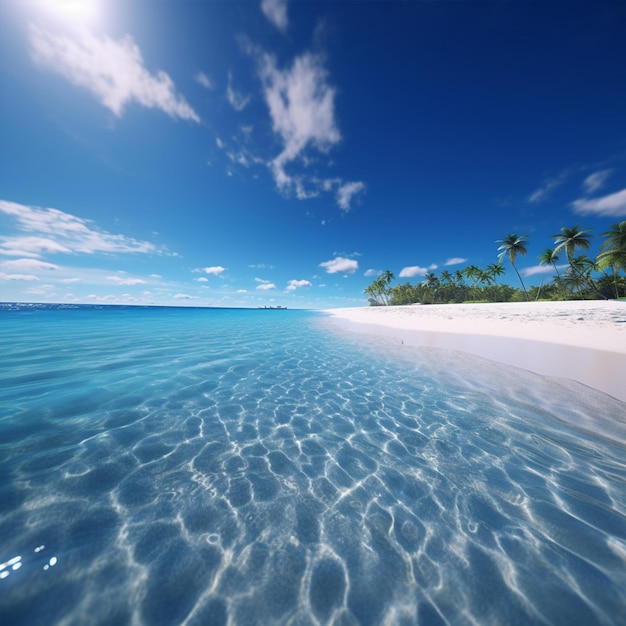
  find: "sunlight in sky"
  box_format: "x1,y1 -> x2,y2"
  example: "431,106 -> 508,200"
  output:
31,0 -> 101,28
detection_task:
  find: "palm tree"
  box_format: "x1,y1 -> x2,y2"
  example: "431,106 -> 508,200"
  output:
380,269 -> 395,286
596,221 -> 626,298
597,221 -> 626,275
380,270 -> 395,305
364,283 -> 380,306
553,225 -> 608,299
486,262 -> 505,283
538,248 -> 561,279
424,272 -> 439,290
497,233 -> 529,300
365,269 -> 395,306
453,270 -> 465,286
552,225 -> 593,261
461,265 -> 482,300
565,255 -> 597,296
440,270 -> 452,285
461,265 -> 481,287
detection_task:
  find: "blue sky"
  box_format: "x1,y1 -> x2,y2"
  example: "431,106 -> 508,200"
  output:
1,0 -> 625,308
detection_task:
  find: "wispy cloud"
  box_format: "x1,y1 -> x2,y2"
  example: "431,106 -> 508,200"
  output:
583,169 -> 613,194
364,269 -> 381,277
106,275 -> 147,286
261,0 -> 288,32
195,71 -> 214,90
319,257 -> 358,274
445,257 -> 467,266
256,282 -> 276,290
0,272 -> 39,281
571,188 -> 626,217
522,264 -> 568,278
227,72 -> 251,111
528,172 -> 568,203
29,25 -> 199,122
286,279 -> 312,291
0,200 -> 160,257
1,258 -> 58,272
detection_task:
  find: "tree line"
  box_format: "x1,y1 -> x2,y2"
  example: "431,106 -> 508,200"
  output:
365,222 -> 626,306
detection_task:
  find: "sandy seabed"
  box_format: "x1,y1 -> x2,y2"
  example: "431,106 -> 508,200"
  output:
324,300 -> 626,402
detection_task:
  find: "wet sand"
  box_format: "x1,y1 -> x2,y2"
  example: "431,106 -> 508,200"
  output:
324,301 -> 626,402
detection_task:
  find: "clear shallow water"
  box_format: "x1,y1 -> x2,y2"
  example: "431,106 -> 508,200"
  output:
1,306 -> 625,626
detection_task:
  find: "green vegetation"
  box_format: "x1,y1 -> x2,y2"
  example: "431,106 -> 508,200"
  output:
496,233 -> 530,301
365,221 -> 626,306
364,269 -> 395,306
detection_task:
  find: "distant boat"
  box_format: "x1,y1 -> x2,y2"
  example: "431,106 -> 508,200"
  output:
258,305 -> 287,309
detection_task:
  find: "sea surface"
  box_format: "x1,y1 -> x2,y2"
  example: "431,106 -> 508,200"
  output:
1,305 -> 625,625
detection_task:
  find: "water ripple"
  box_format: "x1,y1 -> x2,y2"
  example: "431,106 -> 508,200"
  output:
0,308 -> 625,625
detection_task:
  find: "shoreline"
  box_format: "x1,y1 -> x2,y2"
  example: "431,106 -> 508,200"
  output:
323,301 -> 626,402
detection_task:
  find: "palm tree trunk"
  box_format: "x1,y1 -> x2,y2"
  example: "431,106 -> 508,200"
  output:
512,262 -> 529,301
567,254 -> 608,300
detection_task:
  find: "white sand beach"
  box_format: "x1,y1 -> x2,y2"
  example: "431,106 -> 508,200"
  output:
324,301 -> 626,402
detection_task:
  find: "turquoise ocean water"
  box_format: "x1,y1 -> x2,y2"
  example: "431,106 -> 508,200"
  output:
1,305 -> 625,625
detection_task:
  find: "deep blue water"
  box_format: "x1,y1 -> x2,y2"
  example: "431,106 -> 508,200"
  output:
1,306 -> 625,625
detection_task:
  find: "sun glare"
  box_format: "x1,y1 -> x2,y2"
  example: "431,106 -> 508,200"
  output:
33,0 -> 101,27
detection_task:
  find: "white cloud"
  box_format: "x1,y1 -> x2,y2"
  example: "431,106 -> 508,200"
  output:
528,172 -> 568,203
174,293 -> 196,299
583,169 -> 613,194
286,279 -> 312,291
216,137 -> 225,150
364,269 -> 380,277
25,284 -> 56,296
445,257 -> 467,266
571,188 -> 626,217
107,275 -> 147,285
258,51 -> 340,194
0,236 -> 71,257
399,266 -> 430,278
195,266 -> 226,276
0,272 -> 39,281
196,277 -> 208,282
336,181 -> 365,212
227,73 -> 250,111
319,257 -> 358,274
256,282 -> 276,290
195,71 -> 213,89
1,258 -> 58,272
0,200 -> 159,257
521,264 -> 568,278
261,0 -> 288,32
30,25 -> 199,122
